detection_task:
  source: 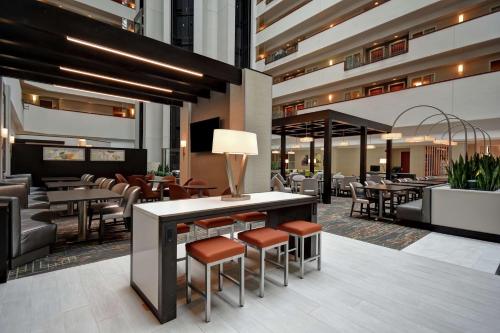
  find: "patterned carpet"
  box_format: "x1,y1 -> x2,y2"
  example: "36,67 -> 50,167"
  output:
8,195 -> 429,280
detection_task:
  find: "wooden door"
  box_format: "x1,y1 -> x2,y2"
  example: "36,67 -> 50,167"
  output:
401,151 -> 410,173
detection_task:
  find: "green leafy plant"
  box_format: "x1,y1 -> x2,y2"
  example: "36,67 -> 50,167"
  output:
153,164 -> 172,177
447,155 -> 469,189
475,155 -> 500,191
271,161 -> 280,170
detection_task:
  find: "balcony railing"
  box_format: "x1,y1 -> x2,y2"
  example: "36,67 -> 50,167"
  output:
273,68 -> 499,119
259,0 -> 389,65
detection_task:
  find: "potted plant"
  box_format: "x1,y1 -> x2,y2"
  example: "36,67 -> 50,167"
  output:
447,155 -> 468,189
476,155 -> 500,191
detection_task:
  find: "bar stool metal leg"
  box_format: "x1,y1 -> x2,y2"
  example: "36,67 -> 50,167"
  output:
317,233 -> 322,271
259,248 -> 265,298
284,243 -> 289,286
300,236 -> 305,279
186,256 -> 192,303
218,263 -> 223,291
239,256 -> 245,306
205,264 -> 211,322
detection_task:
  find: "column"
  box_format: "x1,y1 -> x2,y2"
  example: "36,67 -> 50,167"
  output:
309,140 -> 315,174
385,139 -> 392,180
359,126 -> 367,184
322,115 -> 332,204
280,130 -> 286,178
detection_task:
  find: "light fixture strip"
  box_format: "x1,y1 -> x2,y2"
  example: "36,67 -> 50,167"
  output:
66,36 -> 203,77
53,85 -> 150,103
60,66 -> 172,94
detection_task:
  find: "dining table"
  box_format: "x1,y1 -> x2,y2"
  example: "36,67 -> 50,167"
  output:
47,189 -> 122,241
45,181 -> 99,190
147,179 -> 171,201
364,184 -> 417,220
41,176 -> 80,182
183,184 -> 217,197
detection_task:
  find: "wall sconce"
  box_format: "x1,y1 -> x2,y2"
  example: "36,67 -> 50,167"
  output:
32,94 -> 38,104
328,94 -> 333,102
9,136 -> 15,144
129,107 -> 135,117
458,14 -> 464,23
457,64 -> 464,74
180,139 -> 187,157
285,158 -> 289,164
78,138 -> 87,146
1,128 -> 8,139
329,59 -> 333,66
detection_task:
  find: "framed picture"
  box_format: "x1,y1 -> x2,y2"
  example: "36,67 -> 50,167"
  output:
43,147 -> 85,161
90,149 -> 125,162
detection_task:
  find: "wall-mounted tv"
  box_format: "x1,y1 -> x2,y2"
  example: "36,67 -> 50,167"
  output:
190,117 -> 220,152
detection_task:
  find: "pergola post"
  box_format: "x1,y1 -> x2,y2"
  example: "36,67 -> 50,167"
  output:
309,140 -> 315,174
280,128 -> 286,178
322,114 -> 332,204
385,139 -> 392,180
359,126 -> 367,184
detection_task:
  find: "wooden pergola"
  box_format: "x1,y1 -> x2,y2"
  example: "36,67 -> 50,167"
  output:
272,110 -> 392,204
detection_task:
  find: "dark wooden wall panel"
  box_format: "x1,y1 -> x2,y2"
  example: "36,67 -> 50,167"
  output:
10,144 -> 147,186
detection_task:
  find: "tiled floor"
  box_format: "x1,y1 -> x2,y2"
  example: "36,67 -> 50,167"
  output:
1,232 -> 500,333
402,232 -> 500,274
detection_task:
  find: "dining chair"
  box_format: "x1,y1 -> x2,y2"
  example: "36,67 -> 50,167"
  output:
98,186 -> 141,243
381,179 -> 408,203
300,178 -> 319,198
183,177 -> 193,186
94,177 -> 106,186
349,182 -> 372,218
88,183 -> 130,230
271,176 -> 292,193
291,174 -> 306,192
137,178 -> 160,202
115,173 -> 128,184
169,184 -> 191,200
162,175 -> 177,184
339,176 -> 356,196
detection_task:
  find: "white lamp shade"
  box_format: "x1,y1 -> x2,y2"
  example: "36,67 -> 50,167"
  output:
379,158 -> 387,164
1,128 -> 8,138
212,129 -> 258,155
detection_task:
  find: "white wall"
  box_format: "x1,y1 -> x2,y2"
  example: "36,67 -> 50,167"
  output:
194,0 -> 235,65
272,11 -> 500,99
23,105 -> 135,142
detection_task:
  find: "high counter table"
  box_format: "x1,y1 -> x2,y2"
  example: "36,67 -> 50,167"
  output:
131,191 -> 318,323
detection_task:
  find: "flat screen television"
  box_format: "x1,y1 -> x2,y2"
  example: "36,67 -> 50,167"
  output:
190,117 -> 220,152
370,165 -> 381,172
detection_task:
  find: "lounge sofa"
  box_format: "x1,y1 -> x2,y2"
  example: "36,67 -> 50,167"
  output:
396,185 -> 440,223
0,185 -> 57,268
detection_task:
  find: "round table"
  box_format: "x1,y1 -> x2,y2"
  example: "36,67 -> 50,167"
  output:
148,179 -> 171,201
183,184 -> 217,198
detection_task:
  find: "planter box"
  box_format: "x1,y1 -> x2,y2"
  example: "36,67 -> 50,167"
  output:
431,186 -> 500,236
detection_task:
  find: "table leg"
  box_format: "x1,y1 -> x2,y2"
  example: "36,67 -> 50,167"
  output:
77,201 -> 87,241
378,191 -> 384,219
159,183 -> 164,201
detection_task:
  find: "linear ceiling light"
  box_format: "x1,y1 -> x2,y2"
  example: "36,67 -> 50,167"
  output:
66,36 -> 204,77
53,85 -> 150,103
60,66 -> 172,93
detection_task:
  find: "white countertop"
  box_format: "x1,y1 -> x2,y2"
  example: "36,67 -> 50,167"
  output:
133,191 -> 312,218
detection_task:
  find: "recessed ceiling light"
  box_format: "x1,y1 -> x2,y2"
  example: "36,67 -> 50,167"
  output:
66,36 -> 204,77
54,85 -> 150,103
60,66 -> 173,93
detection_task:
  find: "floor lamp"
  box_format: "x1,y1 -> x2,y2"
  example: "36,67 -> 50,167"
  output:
212,129 -> 258,201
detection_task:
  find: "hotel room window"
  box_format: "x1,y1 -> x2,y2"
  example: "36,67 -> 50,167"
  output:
388,81 -> 406,92
344,52 -> 362,70
490,59 -> 500,71
389,39 -> 407,56
368,46 -> 384,63
367,86 -> 384,96
411,73 -> 435,87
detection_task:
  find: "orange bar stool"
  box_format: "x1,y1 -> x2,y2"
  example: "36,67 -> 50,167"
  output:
193,216 -> 235,240
186,236 -> 245,322
231,211 -> 267,230
238,227 -> 289,297
277,220 -> 322,279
